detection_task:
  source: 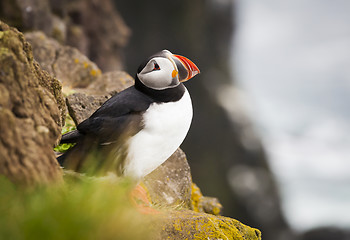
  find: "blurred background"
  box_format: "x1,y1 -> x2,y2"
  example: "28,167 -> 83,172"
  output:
233,0 -> 350,233
1,0 -> 350,239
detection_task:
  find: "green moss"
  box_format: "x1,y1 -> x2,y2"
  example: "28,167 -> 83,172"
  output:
0,175 -> 152,240
54,113 -> 77,152
0,27 -> 28,63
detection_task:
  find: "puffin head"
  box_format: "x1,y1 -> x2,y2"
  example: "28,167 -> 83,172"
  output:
136,50 -> 200,90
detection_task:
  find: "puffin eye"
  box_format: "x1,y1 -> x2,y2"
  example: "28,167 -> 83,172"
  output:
153,62 -> 160,70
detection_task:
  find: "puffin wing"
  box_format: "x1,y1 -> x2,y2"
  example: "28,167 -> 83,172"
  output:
60,130 -> 83,143
61,86 -> 153,144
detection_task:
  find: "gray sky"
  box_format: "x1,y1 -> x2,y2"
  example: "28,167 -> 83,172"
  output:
233,0 -> 350,231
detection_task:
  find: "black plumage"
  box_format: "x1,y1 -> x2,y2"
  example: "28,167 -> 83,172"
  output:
58,80 -> 185,174
58,86 -> 150,172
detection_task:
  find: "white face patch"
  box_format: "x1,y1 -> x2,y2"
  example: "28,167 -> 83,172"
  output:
137,57 -> 180,90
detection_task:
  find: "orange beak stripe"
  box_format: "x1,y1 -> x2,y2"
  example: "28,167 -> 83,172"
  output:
173,54 -> 200,82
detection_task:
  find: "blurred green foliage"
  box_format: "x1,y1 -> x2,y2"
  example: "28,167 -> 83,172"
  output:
0,175 -> 153,240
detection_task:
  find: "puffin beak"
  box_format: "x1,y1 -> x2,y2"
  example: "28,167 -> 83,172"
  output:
172,54 -> 200,82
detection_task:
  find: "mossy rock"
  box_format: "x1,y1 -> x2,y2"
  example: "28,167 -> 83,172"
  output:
0,20 -> 63,185
191,183 -> 223,215
157,210 -> 261,240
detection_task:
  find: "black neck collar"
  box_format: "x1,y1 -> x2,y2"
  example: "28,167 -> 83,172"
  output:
134,75 -> 185,103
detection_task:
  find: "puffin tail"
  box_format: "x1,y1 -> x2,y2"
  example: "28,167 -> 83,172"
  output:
57,153 -> 67,166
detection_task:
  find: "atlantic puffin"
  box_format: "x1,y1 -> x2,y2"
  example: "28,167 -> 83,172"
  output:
58,50 -> 199,180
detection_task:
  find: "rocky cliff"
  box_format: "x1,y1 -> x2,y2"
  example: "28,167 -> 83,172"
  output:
0,21 -> 64,185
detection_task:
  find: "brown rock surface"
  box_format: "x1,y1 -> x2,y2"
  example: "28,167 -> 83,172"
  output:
4,0 -> 54,35
142,148 -> 193,208
66,93 -> 109,125
86,71 -> 134,97
25,31 -> 101,88
0,21 -> 63,185
23,31 -> 134,125
0,0 -> 130,71
65,71 -> 134,125
58,0 -> 130,71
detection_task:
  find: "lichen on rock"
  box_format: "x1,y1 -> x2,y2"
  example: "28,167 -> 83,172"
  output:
25,31 -> 101,88
191,183 -> 223,216
156,210 -> 261,240
23,31 -> 134,125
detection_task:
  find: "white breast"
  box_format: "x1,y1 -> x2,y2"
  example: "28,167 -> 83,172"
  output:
123,88 -> 192,179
